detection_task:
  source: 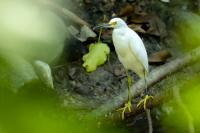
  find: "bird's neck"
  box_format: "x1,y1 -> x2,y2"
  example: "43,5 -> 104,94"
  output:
113,26 -> 128,34
115,24 -> 128,29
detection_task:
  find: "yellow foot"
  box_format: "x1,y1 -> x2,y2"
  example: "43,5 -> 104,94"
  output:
116,101 -> 132,120
136,95 -> 154,110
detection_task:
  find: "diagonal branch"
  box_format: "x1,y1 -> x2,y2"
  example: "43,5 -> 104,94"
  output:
91,47 -> 200,116
37,0 -> 89,26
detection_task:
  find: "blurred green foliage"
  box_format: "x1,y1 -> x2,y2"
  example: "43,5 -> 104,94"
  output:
159,11 -> 200,132
175,12 -> 200,52
0,81 -> 131,133
0,1 -> 129,133
161,75 -> 200,133
0,0 -> 67,91
0,53 -> 37,92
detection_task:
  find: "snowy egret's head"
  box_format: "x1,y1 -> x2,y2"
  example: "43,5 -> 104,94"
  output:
108,18 -> 127,28
94,18 -> 127,29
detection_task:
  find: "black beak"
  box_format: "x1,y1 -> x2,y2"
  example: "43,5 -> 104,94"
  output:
93,23 -> 111,30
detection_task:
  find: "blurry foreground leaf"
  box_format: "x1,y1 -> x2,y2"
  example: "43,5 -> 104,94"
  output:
0,53 -> 37,92
161,76 -> 200,132
0,0 -> 68,91
175,12 -> 200,51
0,0 -> 67,63
82,43 -> 110,72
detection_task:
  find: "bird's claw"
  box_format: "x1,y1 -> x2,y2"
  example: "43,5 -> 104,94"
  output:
117,101 -> 132,120
136,95 -> 154,110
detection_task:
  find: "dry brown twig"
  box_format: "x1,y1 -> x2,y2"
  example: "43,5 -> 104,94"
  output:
91,47 -> 200,116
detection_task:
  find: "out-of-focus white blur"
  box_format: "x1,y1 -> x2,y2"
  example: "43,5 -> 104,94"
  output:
0,0 -> 68,91
0,0 -> 67,63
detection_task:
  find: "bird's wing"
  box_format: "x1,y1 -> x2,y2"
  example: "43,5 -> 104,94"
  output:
127,29 -> 149,73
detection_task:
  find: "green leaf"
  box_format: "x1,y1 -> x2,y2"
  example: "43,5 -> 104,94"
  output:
0,53 -> 37,92
82,42 -> 110,72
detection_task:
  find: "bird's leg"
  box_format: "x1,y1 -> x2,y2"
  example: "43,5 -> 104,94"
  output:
126,70 -> 132,112
136,70 -> 153,133
137,71 -> 153,110
117,70 -> 132,120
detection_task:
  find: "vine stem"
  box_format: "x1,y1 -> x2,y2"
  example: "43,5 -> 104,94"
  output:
98,28 -> 103,43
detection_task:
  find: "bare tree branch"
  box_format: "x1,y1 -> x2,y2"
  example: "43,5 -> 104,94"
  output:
91,47 -> 200,116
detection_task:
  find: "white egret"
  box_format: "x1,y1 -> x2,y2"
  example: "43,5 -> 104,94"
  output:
97,18 -> 151,119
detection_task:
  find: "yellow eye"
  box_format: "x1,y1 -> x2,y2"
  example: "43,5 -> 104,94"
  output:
111,22 -> 117,26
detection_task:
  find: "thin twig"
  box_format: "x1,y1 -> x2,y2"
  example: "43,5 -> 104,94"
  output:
98,28 -> 103,43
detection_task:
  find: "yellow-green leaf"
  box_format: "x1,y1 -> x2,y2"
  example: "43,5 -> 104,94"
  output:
82,42 -> 110,72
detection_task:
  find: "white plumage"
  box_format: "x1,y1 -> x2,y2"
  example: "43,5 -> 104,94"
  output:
110,18 -> 148,78
98,18 -> 150,122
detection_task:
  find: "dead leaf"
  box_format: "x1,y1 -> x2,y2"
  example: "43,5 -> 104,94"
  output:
68,25 -> 96,42
133,5 -> 147,16
119,4 -> 134,17
119,4 -> 147,17
129,23 -> 147,34
148,49 -> 171,64
148,15 -> 167,37
83,0 -> 92,4
68,25 -> 79,36
129,14 -> 167,37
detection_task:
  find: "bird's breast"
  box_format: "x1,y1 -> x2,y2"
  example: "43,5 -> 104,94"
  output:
112,32 -> 129,57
